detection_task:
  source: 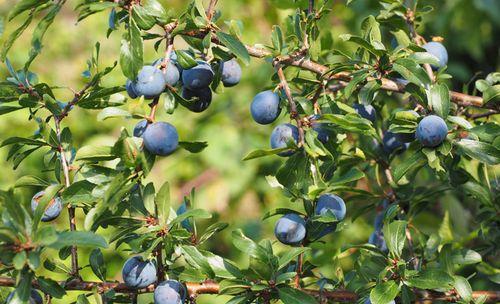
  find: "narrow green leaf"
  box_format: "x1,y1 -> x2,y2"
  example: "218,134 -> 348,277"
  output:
216,32 -> 250,65
383,220 -> 407,258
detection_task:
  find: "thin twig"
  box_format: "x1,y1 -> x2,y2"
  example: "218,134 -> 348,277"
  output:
275,64 -> 305,145
54,117 -> 79,277
206,0 -> 218,21
465,109 -> 499,119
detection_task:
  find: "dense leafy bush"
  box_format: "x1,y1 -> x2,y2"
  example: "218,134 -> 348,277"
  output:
0,0 -> 498,304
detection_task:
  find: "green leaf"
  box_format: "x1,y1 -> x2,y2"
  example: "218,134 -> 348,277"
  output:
216,32 -> 250,65
392,151 -> 426,183
453,276 -> 472,302
383,220 -> 407,258
61,180 -> 95,205
170,209 -> 211,226
175,50 -> 197,69
469,123 -> 500,143
156,181 -> 170,223
408,52 -> 440,66
120,16 -> 143,79
427,83 -> 450,118
406,269 -> 454,290
178,141 -> 208,153
37,276 -> 66,298
451,249 -> 482,265
25,3 -> 63,69
32,184 -> 63,232
194,0 -> 208,20
8,0 -> 49,21
132,5 -> 156,30
14,175 -> 50,188
271,25 -> 284,54
278,287 -> 318,304
370,280 -> 400,304
278,247 -> 309,269
321,114 -> 375,135
242,147 -> 291,160
1,15 -> 33,61
75,145 -> 116,161
50,231 -> 108,249
89,249 -> 106,281
393,58 -> 431,87
181,245 -> 215,278
97,107 -> 131,121
455,139 -> 500,165
483,84 -> 500,104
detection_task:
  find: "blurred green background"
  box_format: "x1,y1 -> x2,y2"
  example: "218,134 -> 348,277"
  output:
0,0 -> 498,303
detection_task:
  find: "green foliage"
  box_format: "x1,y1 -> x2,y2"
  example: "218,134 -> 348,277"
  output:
0,0 -> 498,303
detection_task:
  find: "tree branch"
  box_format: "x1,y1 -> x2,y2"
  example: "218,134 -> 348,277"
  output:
177,26 -> 484,107
275,64 -> 305,146
0,277 -> 498,303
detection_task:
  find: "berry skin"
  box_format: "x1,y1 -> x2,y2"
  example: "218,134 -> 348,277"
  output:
143,122 -> 179,156
315,194 -> 346,221
422,41 -> 448,70
250,90 -> 281,124
154,280 -> 187,304
122,256 -> 157,289
181,61 -> 214,90
274,213 -> 307,245
181,87 -> 212,113
382,131 -> 408,154
31,191 -> 63,222
126,79 -> 138,99
353,103 -> 376,122
221,58 -> 242,87
270,123 -> 299,157
132,66 -> 167,99
416,115 -> 448,147
6,290 -> 43,304
133,120 -> 150,137
152,58 -> 181,86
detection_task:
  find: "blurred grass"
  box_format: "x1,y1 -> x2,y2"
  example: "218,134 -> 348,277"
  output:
0,0 -> 498,303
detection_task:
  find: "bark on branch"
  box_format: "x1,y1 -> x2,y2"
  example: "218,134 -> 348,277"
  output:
0,277 -> 498,303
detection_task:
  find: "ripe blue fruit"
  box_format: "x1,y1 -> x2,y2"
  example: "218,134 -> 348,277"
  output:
132,66 -> 167,99
270,123 -> 299,157
126,79 -> 138,99
182,61 -> 214,90
133,120 -> 149,137
152,58 -> 181,86
353,103 -> 376,122
416,115 -> 448,147
6,290 -> 43,304
154,280 -> 187,304
143,122 -> 179,156
122,256 -> 157,288
382,131 -> 407,154
31,191 -> 63,222
315,193 -> 346,221
250,90 -> 281,124
221,58 -> 242,87
274,213 -> 306,245
422,41 -> 448,70
181,87 -> 212,112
